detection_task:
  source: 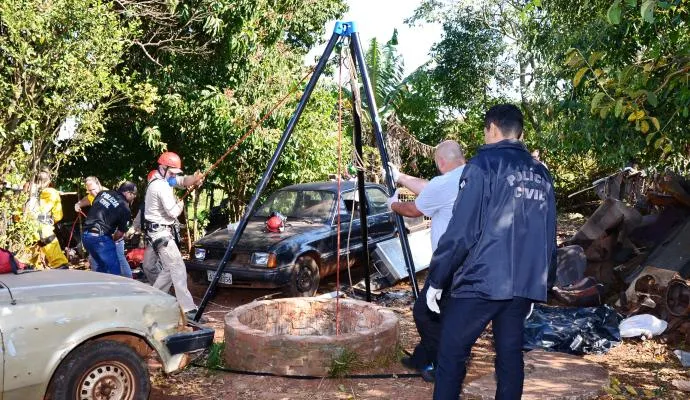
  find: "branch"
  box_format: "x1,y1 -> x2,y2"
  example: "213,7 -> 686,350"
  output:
132,40 -> 162,66
655,66 -> 690,95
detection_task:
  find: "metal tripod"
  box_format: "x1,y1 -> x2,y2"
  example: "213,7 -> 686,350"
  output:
195,21 -> 419,321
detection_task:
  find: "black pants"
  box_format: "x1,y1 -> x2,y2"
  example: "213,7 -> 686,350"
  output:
434,296 -> 533,400
409,280 -> 448,368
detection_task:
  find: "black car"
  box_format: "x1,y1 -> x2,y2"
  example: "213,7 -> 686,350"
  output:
185,181 -> 407,296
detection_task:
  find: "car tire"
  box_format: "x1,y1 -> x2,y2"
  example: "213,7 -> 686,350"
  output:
287,256 -> 320,297
46,340 -> 150,400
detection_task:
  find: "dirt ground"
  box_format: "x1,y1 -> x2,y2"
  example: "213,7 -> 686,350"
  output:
148,215 -> 690,399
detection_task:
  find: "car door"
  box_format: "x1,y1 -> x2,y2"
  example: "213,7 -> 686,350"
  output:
364,186 -> 396,243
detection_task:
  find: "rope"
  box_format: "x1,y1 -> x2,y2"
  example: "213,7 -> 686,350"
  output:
66,210 -> 88,251
178,67 -> 316,202
190,363 -> 422,380
335,42 -> 345,336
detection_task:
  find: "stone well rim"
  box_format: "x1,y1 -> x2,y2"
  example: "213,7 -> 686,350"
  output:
224,297 -> 398,339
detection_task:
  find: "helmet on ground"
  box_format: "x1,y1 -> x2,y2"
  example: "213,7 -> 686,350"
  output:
157,152 -> 182,173
265,212 -> 286,233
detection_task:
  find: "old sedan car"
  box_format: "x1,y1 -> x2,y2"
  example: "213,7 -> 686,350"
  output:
0,269 -> 214,400
185,181 -> 407,296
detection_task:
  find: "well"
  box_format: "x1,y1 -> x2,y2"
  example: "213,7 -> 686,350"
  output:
223,298 -> 399,376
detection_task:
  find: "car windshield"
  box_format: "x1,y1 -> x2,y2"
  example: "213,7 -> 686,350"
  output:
255,190 -> 335,222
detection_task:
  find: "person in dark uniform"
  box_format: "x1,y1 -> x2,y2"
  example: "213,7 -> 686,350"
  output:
426,104 -> 557,399
82,182 -> 137,275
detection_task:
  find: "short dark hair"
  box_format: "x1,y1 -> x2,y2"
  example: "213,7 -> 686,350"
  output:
117,181 -> 137,195
484,104 -> 524,139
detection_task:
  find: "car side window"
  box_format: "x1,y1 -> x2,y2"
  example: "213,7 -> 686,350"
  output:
339,190 -> 361,219
365,187 -> 389,215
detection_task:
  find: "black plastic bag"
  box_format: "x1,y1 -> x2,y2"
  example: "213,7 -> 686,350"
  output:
523,304 -> 623,355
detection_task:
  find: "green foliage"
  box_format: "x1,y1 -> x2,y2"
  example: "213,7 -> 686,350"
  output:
562,0 -> 690,169
0,0 -> 148,176
204,341 -> 225,369
56,0 -> 348,223
363,30 -> 407,119
0,148 -> 38,252
407,0 -> 689,204
328,347 -> 360,378
429,7 -> 505,109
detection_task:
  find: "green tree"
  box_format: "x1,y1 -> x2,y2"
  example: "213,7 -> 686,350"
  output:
409,0 -> 690,201
0,0 -> 152,175
60,0 -> 349,228
562,0 -> 690,168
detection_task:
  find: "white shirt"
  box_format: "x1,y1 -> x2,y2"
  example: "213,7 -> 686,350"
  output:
414,165 -> 465,251
144,173 -> 183,225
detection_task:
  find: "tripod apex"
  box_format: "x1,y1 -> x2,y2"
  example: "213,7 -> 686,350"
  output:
333,21 -> 357,36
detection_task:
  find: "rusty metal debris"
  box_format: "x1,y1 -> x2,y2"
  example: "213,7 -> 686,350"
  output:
666,278 -> 690,317
556,169 -> 690,344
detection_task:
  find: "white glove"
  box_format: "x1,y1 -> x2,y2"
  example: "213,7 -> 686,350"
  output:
74,203 -> 81,212
386,189 -> 399,211
426,286 -> 443,314
383,162 -> 401,184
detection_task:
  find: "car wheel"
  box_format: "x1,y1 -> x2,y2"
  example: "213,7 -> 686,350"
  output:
287,256 -> 320,297
46,340 -> 150,400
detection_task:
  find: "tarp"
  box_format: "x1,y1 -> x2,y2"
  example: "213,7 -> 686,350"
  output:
524,304 -> 623,355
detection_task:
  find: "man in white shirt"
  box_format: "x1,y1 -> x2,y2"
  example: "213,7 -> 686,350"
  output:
143,152 -> 202,320
385,140 -> 466,381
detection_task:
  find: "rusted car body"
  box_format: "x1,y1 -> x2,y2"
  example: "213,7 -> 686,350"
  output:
0,270 -> 213,399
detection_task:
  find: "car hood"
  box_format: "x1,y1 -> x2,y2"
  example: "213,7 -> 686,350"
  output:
0,270 -> 168,302
196,219 -> 330,251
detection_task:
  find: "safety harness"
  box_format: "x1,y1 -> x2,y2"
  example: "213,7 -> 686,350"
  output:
142,174 -> 181,253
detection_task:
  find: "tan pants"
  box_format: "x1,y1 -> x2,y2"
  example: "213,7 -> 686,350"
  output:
146,236 -> 196,312
143,246 -> 162,284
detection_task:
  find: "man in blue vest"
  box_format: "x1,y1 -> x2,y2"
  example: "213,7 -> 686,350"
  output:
426,104 -> 557,399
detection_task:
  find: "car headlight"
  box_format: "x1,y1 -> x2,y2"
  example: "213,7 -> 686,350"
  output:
194,247 -> 206,260
251,252 -> 277,268
251,252 -> 269,265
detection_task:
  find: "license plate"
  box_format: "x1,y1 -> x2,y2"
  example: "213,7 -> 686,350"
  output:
207,270 -> 232,284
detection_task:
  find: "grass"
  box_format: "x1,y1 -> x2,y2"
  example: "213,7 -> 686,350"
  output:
327,343 -> 403,378
328,348 -> 361,378
204,341 -> 226,369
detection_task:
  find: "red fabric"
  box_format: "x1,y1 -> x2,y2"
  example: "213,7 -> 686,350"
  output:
0,248 -> 25,274
126,247 -> 145,268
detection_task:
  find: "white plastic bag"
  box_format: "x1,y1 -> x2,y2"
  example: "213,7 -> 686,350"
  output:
619,314 -> 668,339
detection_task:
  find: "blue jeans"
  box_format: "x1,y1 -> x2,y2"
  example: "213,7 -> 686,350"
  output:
82,233 -> 120,275
89,239 -> 131,277
434,296 -> 533,400
115,239 -> 132,278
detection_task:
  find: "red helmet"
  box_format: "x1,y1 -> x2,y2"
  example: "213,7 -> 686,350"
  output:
266,213 -> 285,233
146,170 -> 157,182
157,152 -> 182,173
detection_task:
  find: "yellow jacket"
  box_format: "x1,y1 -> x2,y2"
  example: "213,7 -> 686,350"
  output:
39,188 -> 63,223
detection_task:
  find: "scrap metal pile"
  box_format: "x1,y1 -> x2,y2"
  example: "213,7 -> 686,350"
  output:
552,166 -> 690,347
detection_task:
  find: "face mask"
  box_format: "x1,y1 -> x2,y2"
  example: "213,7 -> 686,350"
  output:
167,176 -> 177,187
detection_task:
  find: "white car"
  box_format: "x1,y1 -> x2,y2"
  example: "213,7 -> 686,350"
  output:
0,269 -> 214,400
